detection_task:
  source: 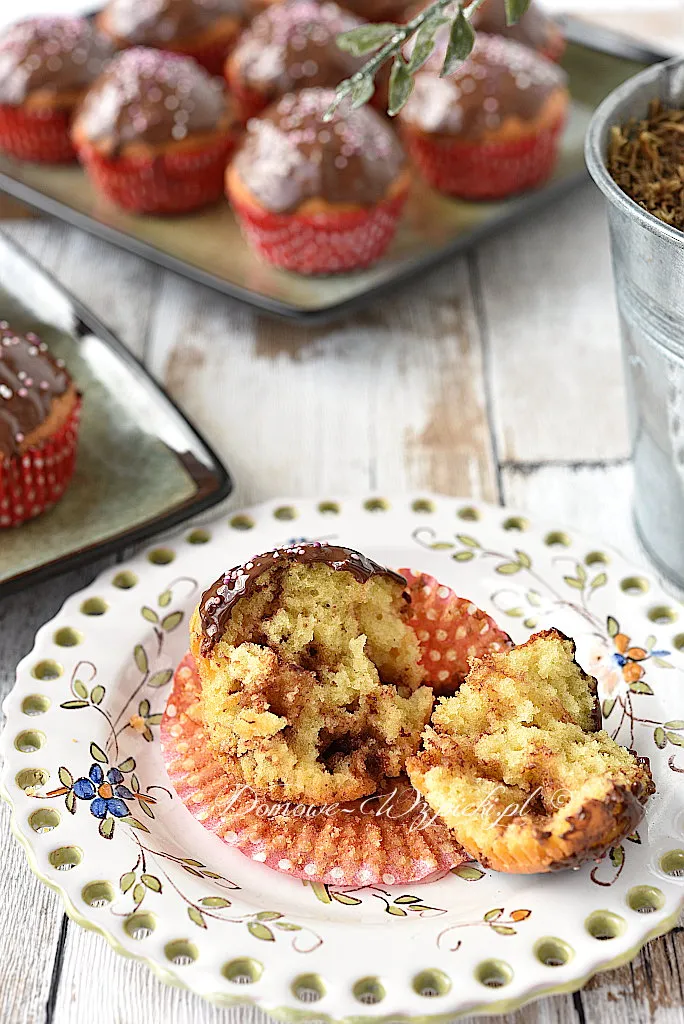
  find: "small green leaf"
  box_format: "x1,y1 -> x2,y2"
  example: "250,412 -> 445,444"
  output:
65,790 -> 76,814
491,924 -> 517,936
629,681 -> 654,695
505,0 -> 532,25
602,697 -> 617,719
275,921 -> 301,931
523,618 -> 538,630
387,56 -> 414,116
484,908 -> 504,922
146,714 -> 163,726
504,607 -> 524,618
332,892 -> 362,906
148,668 -> 173,688
563,576 -> 584,590
607,616 -> 619,638
139,799 -> 155,818
141,874 -> 162,893
667,731 -> 684,746
122,815 -> 150,833
627,831 -> 642,844
141,606 -> 159,624
256,911 -> 283,921
99,817 -> 115,839
182,866 -> 204,878
576,563 -> 587,584
527,590 -> 542,607
665,720 -> 684,730
118,757 -> 136,773
386,905 -> 407,916
90,742 -> 107,763
182,858 -> 204,867
139,699 -> 150,717
654,726 -> 667,749
60,700 -> 89,710
653,657 -> 674,669
456,534 -> 479,548
248,921 -> 275,941
120,871 -> 136,893
158,590 -> 172,607
591,573 -> 608,590
58,767 -> 73,788
308,882 -> 332,904
188,906 -> 207,929
133,883 -> 145,905
134,644 -> 148,674
496,562 -> 521,575
452,864 -> 484,881
90,685 -> 105,706
452,550 -> 474,561
201,870 -> 222,880
73,679 -> 88,700
200,896 -> 231,908
515,550 -> 531,569
394,895 -> 421,904
130,772 -> 140,791
407,15 -> 444,72
161,612 -> 183,633
431,541 -> 455,550
441,4 -> 475,77
350,74 -> 376,109
610,845 -> 624,867
336,22 -> 398,56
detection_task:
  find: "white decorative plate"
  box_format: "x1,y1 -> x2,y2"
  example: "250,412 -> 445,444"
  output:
3,494 -> 684,1022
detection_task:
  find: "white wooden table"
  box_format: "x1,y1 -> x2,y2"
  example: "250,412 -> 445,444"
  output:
1,179 -> 683,1023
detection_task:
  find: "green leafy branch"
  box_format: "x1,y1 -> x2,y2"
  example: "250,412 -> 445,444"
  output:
327,0 -> 531,118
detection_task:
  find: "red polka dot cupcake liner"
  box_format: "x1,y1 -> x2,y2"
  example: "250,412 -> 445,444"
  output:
0,394 -> 81,528
400,567 -> 512,694
228,186 -> 409,274
161,652 -> 468,887
0,104 -> 76,163
75,135 -> 236,215
402,115 -> 566,200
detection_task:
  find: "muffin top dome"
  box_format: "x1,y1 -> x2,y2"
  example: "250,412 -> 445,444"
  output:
73,47 -> 228,154
398,34 -> 567,137
199,541 -> 407,654
98,0 -> 248,46
0,17 -> 113,106
471,0 -> 563,57
232,88 -> 406,212
229,0 -> 362,95
0,323 -> 72,458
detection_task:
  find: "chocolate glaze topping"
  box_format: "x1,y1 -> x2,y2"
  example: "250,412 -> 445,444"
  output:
73,47 -> 227,153
0,17 -> 113,106
199,542 -> 407,655
99,0 -> 248,46
230,0 -> 363,98
0,323 -> 71,459
233,88 -> 406,212
471,0 -> 561,55
399,34 -> 566,137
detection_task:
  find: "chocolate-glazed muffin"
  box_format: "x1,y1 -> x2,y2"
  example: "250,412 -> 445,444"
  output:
0,16 -> 112,162
398,34 -> 569,199
226,87 -> 410,273
72,47 -> 238,214
226,0 -> 364,123
251,0 -> 414,21
189,543 -> 434,803
0,323 -> 81,527
97,0 -> 250,75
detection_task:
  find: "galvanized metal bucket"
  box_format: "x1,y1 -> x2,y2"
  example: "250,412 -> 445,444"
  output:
586,57 -> 684,588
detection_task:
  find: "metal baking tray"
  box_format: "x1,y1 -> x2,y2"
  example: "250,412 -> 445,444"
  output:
0,18 -> 664,324
0,230 -> 232,595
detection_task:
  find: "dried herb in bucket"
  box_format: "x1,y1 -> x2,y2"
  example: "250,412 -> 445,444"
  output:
607,99 -> 684,231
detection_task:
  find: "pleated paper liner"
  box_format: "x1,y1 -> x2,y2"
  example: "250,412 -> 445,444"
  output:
0,104 -> 76,163
161,652 -> 468,887
399,567 -> 513,694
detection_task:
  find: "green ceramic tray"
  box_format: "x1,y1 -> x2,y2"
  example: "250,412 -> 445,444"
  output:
0,230 -> 232,595
0,19 -> 663,323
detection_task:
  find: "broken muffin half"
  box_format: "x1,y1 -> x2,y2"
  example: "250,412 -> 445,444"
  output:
407,629 -> 654,873
190,543 -> 435,803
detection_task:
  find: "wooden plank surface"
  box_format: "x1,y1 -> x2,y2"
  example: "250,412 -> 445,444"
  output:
1,181 -> 683,1024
